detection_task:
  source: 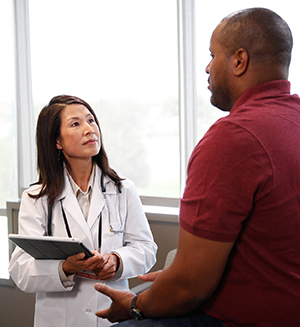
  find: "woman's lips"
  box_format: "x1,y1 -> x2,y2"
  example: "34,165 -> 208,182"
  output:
83,138 -> 97,145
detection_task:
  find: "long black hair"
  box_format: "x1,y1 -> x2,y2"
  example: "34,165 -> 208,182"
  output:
30,95 -> 122,205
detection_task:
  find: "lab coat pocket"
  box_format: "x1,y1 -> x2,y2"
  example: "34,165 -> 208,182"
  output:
34,304 -> 65,327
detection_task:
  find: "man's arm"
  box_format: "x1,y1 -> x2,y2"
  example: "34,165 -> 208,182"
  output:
95,226 -> 234,322
136,226 -> 234,318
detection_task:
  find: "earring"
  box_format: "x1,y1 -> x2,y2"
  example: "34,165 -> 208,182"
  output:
58,149 -> 62,161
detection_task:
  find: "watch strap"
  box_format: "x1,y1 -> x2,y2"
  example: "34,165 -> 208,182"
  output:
130,295 -> 145,320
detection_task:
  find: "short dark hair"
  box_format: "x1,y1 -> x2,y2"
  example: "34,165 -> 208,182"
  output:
218,8 -> 293,68
31,95 -> 122,205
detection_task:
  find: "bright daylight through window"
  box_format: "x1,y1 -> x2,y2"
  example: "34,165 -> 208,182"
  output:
1,0 -> 300,282
29,0 -> 180,199
0,0 -> 15,281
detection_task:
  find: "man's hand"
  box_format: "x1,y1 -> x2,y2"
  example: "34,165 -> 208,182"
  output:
138,270 -> 162,282
95,227 -> 234,321
94,283 -> 135,323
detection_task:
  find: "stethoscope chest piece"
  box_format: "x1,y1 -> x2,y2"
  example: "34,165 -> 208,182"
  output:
101,173 -> 125,234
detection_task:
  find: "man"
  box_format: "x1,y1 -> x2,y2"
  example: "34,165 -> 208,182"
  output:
94,8 -> 300,327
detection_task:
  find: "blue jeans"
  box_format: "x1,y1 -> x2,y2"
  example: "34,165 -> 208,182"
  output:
116,311 -> 226,327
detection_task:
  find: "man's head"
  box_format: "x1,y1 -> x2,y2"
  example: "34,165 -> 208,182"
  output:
206,8 -> 293,111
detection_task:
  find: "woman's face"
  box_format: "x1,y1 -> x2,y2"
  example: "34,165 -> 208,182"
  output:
56,104 -> 101,165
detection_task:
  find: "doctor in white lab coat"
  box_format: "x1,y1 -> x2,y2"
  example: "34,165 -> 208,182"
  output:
8,95 -> 157,327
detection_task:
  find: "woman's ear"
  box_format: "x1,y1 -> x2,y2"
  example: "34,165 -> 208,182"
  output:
56,139 -> 63,150
233,48 -> 249,77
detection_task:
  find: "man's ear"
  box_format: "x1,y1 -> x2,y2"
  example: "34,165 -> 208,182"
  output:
233,48 -> 249,77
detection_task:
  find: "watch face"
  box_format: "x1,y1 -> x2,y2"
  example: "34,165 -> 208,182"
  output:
131,308 -> 143,320
130,295 -> 145,320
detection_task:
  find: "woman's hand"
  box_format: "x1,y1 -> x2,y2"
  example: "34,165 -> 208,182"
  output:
62,251 -> 105,275
93,253 -> 120,280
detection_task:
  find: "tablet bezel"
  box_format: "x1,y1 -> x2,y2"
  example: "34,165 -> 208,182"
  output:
9,234 -> 94,260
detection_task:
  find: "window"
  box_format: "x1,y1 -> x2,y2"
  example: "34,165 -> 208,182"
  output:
0,1 -> 16,209
0,0 -> 16,283
2,0 -> 300,281
29,0 -> 180,198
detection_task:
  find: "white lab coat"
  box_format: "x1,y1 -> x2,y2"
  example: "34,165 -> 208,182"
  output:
9,166 -> 157,327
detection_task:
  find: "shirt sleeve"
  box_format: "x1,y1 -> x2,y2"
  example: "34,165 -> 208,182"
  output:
110,251 -> 123,281
58,261 -> 76,288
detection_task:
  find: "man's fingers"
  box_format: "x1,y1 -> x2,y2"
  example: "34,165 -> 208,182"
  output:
95,308 -> 109,318
95,308 -> 119,323
94,283 -> 117,298
138,270 -> 162,282
94,284 -> 136,323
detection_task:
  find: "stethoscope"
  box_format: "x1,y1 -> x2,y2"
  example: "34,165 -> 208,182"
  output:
100,172 -> 125,234
47,173 -> 125,250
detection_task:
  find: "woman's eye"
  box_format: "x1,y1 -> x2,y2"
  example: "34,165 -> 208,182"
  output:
89,118 -> 95,123
71,122 -> 79,127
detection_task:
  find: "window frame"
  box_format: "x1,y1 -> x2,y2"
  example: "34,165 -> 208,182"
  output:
15,0 -> 198,207
0,202 -> 18,286
1,0 -> 197,284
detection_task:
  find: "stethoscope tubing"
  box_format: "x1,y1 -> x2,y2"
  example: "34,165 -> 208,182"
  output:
49,173 -> 125,250
101,173 -> 124,234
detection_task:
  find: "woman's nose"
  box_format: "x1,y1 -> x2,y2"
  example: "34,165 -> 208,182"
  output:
84,122 -> 94,135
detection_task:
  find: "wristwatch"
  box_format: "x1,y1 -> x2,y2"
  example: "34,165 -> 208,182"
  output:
130,295 -> 145,320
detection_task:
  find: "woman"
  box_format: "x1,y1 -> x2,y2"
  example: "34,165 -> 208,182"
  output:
9,95 -> 157,327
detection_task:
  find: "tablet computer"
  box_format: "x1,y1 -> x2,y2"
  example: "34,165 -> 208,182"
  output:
9,234 -> 94,260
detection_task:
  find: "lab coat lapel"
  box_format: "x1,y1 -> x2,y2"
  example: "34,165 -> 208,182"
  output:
87,166 -> 105,230
58,173 -> 94,248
